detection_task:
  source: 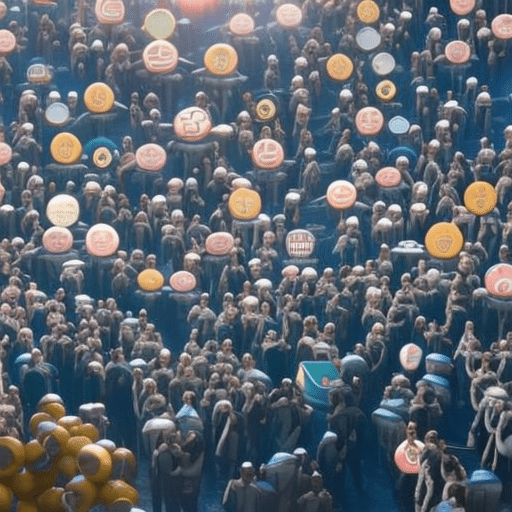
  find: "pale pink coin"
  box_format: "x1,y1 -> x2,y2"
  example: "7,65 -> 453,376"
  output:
135,144 -> 167,171
229,13 -> 255,35
173,107 -> 212,142
205,232 -> 235,256
85,224 -> 120,257
399,343 -> 423,372
355,107 -> 384,136
485,263 -> 512,298
445,40 -> 471,64
492,14 -> 512,39
252,139 -> 285,169
375,167 -> 402,188
450,0 -> 475,16
395,439 -> 425,474
0,30 -> 16,55
276,3 -> 303,28
286,230 -> 315,258
0,143 -> 12,165
143,40 -> 179,74
326,180 -> 357,210
95,0 -> 125,24
42,227 -> 74,254
169,271 -> 197,292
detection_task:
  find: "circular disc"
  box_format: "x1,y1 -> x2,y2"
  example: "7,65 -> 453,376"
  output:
173,107 -> 212,142
144,9 -> 176,39
395,440 -> 425,474
400,343 -> 423,372
143,40 -> 179,74
229,13 -> 255,35
326,53 -> 354,81
46,195 -> 80,227
42,227 -> 74,254
388,115 -> 410,135
485,264 -> 512,299
376,80 -> 397,102
50,133 -> 82,165
0,30 -> 16,55
252,138 -> 285,169
229,188 -> 262,220
204,44 -> 238,76
275,4 -> 303,28
286,230 -> 315,258
169,271 -> 196,292
45,103 -> 70,126
355,107 -> 384,136
357,0 -> 380,23
27,63 -> 53,85
205,232 -> 235,255
356,27 -> 381,51
372,52 -> 396,75
450,0 -> 475,15
135,144 -> 166,171
137,269 -> 164,292
492,14 -> 512,39
0,143 -> 12,165
445,40 -> 471,64
425,222 -> 464,260
95,0 -> 125,24
326,180 -> 357,210
256,99 -> 277,121
376,167 -> 402,188
464,181 -> 497,216
92,147 -> 112,169
84,82 -> 115,114
85,224 -> 120,257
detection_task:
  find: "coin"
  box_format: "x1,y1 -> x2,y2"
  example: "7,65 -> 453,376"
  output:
376,167 -> 402,188
94,0 -> 125,24
42,227 -> 74,254
399,343 -> 423,372
375,80 -> 397,102
173,106 -> 212,142
84,82 -> 115,114
326,53 -> 354,81
357,0 -> 380,23
445,40 -> 471,64
27,63 -> 53,84
169,271 -> 196,292
50,133 -> 82,165
463,181 -> 497,215
229,188 -> 262,220
205,232 -> 235,256
275,3 -> 303,28
256,99 -> 277,121
252,139 -> 285,169
45,103 -> 70,126
85,224 -> 120,257
492,14 -> 512,40
485,263 -> 512,299
326,180 -> 357,210
229,13 -> 255,35
388,115 -> 410,135
0,30 -> 16,55
356,27 -> 381,51
93,147 -> 112,169
425,222 -> 464,259
137,269 -> 165,292
46,195 -> 80,227
143,40 -> 179,74
286,230 -> 316,258
0,2 -> 6,20
355,106 -> 384,136
143,9 -> 176,39
372,52 -> 396,75
135,143 -> 167,171
0,143 -> 12,165
204,44 -> 238,76
450,0 -> 475,15
394,439 -> 425,474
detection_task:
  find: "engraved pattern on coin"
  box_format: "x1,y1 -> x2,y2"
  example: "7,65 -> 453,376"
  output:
143,40 -> 179,73
170,271 -> 197,292
173,107 -> 212,142
86,224 -> 120,257
228,188 -> 262,220
485,264 -> 512,298
46,195 -> 80,227
252,139 -> 284,169
42,227 -> 74,254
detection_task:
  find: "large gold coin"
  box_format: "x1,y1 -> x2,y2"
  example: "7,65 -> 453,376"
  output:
464,181 -> 497,215
93,147 -> 112,168
376,80 -> 397,102
425,222 -> 464,260
137,269 -> 164,292
357,0 -> 380,23
84,82 -> 115,113
229,188 -> 261,220
143,9 -> 176,39
256,99 -> 277,121
50,133 -> 82,165
326,54 -> 354,81
204,44 -> 238,76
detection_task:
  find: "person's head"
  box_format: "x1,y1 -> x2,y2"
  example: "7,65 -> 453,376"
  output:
240,462 -> 255,484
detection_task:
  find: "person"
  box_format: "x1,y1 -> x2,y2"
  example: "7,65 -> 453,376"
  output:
222,461 -> 261,512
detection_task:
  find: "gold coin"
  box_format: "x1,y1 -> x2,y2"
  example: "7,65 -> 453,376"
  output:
204,44 -> 238,76
50,133 -> 82,165
357,0 -> 380,23
228,188 -> 261,220
84,82 -> 115,113
376,80 -> 397,102
137,269 -> 164,292
143,9 -> 176,40
326,54 -> 354,81
256,99 -> 277,121
425,222 -> 464,260
93,147 -> 112,168
464,181 -> 497,215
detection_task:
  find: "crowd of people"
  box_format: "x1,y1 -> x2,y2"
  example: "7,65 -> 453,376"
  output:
1,0 -> 512,511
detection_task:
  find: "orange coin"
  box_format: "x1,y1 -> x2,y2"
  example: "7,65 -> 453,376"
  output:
95,0 -> 125,24
0,30 -> 15,55
84,82 -> 115,113
492,14 -> 512,39
355,106 -> 384,136
376,166 -> 401,188
169,271 -> 197,292
394,439 -> 425,474
445,40 -> 471,64
173,107 -> 212,142
0,143 -> 12,165
450,0 -> 475,15
425,222 -> 464,260
135,144 -> 167,171
85,224 -> 120,257
463,181 -> 497,216
50,133 -> 82,165
204,44 -> 238,76
252,138 -> 285,169
485,264 -> 512,299
137,269 -> 164,292
205,232 -> 235,256
276,3 -> 303,28
229,13 -> 255,35
229,188 -> 262,220
357,0 -> 380,23
42,227 -> 74,254
326,53 -> 354,81
143,40 -> 179,74
326,180 -> 357,210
